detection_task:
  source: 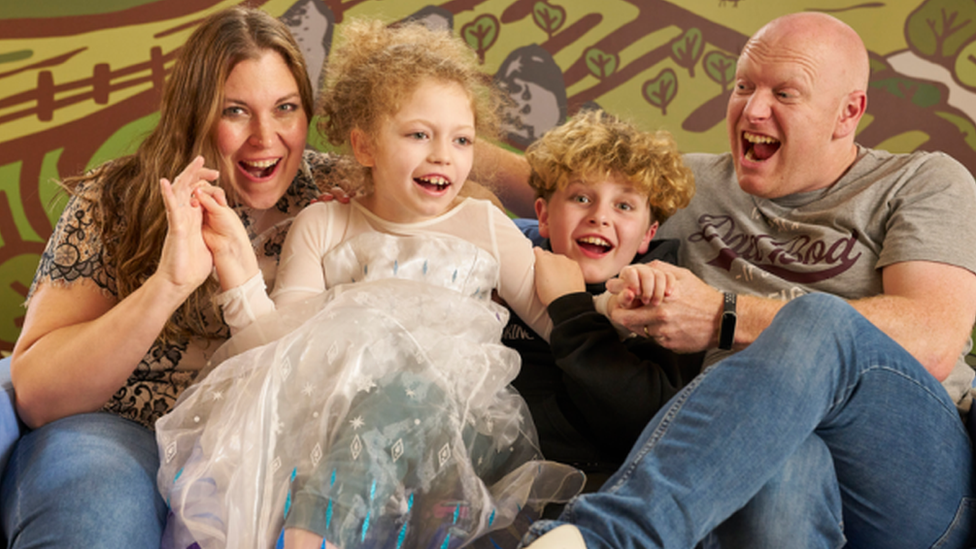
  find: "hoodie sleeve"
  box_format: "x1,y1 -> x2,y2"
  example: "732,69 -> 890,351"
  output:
546,291 -> 703,458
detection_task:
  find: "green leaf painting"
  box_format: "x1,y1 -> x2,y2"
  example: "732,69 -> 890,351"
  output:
671,28 -> 703,76
906,0 -> 976,60
461,14 -> 500,64
643,68 -> 678,115
703,50 -> 736,91
532,1 -> 566,39
584,47 -> 618,80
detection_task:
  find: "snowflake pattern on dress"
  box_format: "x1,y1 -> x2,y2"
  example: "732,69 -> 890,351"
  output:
156,232 -> 583,549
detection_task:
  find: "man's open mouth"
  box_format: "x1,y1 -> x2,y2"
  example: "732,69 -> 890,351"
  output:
743,132 -> 781,162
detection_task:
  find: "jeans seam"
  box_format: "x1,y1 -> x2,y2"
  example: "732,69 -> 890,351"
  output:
602,367 -> 710,495
930,497 -> 976,549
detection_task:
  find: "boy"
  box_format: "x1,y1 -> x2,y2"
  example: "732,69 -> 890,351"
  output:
503,109 -> 699,487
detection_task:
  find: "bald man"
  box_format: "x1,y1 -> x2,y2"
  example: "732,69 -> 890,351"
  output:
518,12 -> 976,549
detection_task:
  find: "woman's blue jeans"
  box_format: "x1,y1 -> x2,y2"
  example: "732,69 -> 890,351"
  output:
1,410 -> 167,548
524,294 -> 976,549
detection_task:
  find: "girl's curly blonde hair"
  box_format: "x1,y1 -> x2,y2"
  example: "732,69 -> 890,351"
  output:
526,109 -> 695,224
317,19 -> 500,191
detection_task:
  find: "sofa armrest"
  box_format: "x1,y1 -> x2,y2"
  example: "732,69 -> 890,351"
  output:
0,356 -> 23,475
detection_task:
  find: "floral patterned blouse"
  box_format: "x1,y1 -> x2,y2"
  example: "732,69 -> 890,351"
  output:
26,150 -> 338,430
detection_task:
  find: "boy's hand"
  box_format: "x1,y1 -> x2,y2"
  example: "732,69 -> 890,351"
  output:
607,263 -> 675,309
533,248 -> 586,306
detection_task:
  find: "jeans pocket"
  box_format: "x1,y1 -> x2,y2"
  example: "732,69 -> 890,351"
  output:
931,497 -> 976,549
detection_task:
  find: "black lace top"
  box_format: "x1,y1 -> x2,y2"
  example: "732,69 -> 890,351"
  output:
26,150 -> 339,429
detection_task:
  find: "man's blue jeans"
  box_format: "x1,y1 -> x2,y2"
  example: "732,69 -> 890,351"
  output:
523,294 -> 976,549
0,404 -> 167,548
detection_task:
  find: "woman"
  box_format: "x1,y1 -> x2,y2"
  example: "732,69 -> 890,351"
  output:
1,7 -> 338,547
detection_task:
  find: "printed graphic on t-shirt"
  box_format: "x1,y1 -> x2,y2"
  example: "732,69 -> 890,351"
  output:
689,214 -> 862,284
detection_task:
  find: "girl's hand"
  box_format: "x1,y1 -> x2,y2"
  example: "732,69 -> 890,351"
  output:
193,185 -> 247,257
533,248 -> 586,306
608,263 -> 676,310
193,185 -> 260,291
159,156 -> 219,294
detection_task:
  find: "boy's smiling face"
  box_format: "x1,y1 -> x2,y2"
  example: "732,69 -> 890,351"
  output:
536,175 -> 658,284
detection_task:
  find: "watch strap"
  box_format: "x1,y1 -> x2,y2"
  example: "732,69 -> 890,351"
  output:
719,292 -> 737,350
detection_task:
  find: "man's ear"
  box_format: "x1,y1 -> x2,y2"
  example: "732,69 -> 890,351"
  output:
534,197 -> 551,239
834,90 -> 867,139
350,128 -> 374,167
637,220 -> 659,254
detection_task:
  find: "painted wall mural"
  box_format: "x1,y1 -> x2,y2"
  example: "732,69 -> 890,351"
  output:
1,0 -> 975,353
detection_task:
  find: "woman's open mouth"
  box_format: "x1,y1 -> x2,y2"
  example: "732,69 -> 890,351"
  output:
239,158 -> 281,179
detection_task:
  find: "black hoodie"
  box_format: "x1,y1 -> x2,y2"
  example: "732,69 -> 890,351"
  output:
503,238 -> 704,477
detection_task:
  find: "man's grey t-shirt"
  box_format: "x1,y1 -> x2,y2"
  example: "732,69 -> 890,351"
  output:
658,147 -> 976,411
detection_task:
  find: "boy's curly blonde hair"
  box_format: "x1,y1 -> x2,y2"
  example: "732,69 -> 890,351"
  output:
526,109 -> 695,224
317,19 -> 500,191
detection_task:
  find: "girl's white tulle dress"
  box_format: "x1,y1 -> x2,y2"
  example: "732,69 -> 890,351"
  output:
155,231 -> 583,549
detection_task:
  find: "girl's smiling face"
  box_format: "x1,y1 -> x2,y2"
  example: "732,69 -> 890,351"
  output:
353,80 -> 476,224
214,50 -> 308,210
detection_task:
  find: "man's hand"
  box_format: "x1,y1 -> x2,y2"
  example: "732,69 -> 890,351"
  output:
607,260 -> 725,353
533,248 -> 586,306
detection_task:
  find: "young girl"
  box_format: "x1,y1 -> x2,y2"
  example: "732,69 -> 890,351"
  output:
155,19 -> 581,549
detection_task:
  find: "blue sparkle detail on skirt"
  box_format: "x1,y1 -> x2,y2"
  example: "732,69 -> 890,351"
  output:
395,493 -> 415,549
168,467 -> 186,507
283,467 -> 297,518
439,503 -> 462,549
361,479 -> 377,542
325,469 -> 337,530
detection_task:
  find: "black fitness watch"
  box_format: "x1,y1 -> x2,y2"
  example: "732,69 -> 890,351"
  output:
718,292 -> 737,350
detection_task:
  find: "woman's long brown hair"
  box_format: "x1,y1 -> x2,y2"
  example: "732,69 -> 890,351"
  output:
62,6 -> 314,342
